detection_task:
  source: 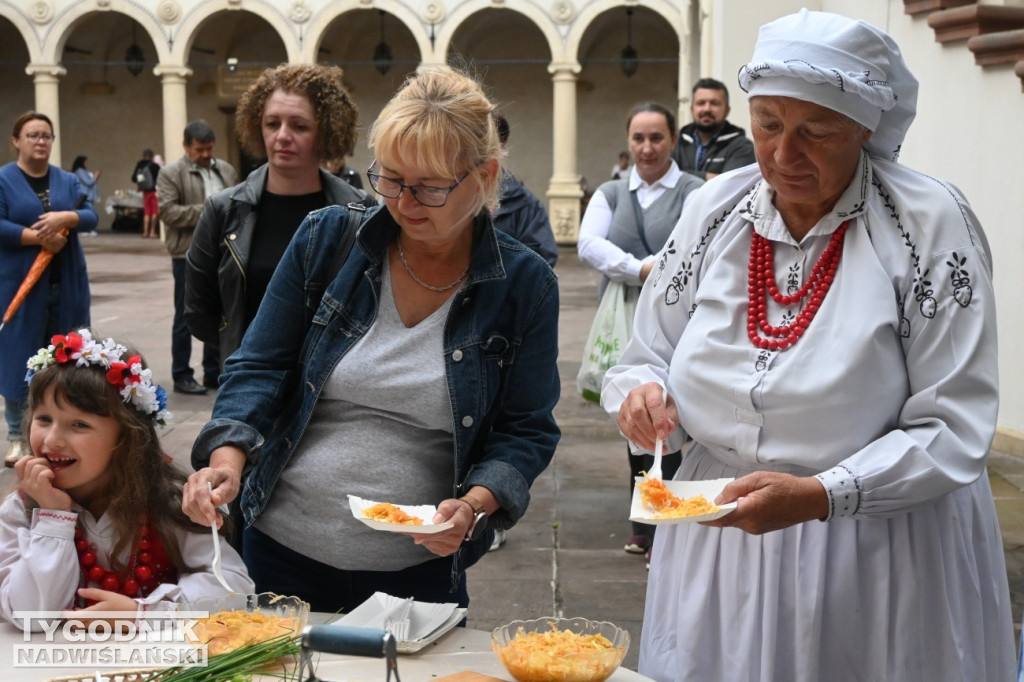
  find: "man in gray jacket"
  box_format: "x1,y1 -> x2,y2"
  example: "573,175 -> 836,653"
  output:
157,120 -> 237,395
671,78 -> 756,181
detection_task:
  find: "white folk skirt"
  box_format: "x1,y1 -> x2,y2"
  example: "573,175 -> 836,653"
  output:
638,445 -> 1017,682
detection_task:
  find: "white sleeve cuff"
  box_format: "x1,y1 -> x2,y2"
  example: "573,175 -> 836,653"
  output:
137,584 -> 183,607
30,508 -> 78,537
815,465 -> 861,520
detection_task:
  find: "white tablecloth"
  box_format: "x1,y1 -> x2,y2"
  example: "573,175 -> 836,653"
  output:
0,614 -> 652,681
103,191 -> 143,214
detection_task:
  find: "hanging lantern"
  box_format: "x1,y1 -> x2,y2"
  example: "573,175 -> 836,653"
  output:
373,11 -> 393,75
125,25 -> 144,77
620,9 -> 639,78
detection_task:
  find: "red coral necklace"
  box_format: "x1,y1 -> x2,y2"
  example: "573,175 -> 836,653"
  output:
746,220 -> 849,351
75,522 -> 176,606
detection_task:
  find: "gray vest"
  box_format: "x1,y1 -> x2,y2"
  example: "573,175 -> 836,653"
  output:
596,174 -> 704,298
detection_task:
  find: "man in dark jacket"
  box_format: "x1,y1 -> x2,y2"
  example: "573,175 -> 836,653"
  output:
671,78 -> 756,180
331,155 -> 364,190
490,111 -> 558,268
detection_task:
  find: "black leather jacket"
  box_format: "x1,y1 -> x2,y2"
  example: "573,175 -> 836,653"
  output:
671,121 -> 756,180
184,164 -> 373,362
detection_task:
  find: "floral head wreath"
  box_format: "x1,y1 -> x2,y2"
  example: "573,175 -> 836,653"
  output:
25,329 -> 172,426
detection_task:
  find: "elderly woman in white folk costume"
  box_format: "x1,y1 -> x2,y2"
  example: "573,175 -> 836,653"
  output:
603,10 -> 1015,681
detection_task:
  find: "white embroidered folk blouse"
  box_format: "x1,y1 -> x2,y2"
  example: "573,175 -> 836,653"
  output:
0,493 -> 253,631
604,151 -> 997,519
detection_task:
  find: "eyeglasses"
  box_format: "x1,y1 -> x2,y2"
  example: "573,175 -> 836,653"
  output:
366,160 -> 469,208
24,133 -> 55,143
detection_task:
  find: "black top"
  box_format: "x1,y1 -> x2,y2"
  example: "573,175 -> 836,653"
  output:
131,160 -> 161,191
20,167 -> 50,211
245,189 -> 327,324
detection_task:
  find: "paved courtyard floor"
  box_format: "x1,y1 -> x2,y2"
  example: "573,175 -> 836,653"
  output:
2,233 -> 1022,671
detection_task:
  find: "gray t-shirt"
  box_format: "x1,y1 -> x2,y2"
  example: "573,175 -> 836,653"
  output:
256,259 -> 457,570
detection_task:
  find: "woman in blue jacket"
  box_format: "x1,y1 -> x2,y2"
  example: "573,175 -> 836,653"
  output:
1,111 -> 96,466
70,155 -> 100,204
181,68 -> 560,613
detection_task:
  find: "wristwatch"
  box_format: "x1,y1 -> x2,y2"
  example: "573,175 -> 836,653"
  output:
459,494 -> 489,542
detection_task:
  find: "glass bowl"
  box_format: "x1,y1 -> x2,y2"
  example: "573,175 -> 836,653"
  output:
492,617 -> 630,682
177,592 -> 309,656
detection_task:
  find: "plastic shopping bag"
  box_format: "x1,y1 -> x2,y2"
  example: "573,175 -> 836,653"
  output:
577,282 -> 638,404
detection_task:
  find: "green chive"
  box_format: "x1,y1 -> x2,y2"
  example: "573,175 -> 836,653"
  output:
148,632 -> 303,682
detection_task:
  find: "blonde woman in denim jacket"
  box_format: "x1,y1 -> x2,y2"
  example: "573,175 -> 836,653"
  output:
181,67 -> 560,613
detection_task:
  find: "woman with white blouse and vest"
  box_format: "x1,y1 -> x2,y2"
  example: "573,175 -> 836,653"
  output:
577,102 -> 704,563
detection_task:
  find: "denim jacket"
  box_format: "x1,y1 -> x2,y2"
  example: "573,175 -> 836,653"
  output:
192,204 -> 561,564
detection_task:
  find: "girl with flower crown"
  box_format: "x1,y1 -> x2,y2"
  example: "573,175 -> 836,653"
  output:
0,329 -> 253,631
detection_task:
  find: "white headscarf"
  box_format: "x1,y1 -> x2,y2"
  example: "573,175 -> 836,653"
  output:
737,9 -> 918,162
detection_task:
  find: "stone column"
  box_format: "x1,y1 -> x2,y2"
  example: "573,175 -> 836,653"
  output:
153,66 -> 192,241
678,0 -> 699,126
25,64 -> 67,166
546,62 -> 583,244
154,65 -> 193,167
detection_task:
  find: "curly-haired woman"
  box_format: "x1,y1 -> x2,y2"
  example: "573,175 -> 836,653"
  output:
184,64 -> 374,365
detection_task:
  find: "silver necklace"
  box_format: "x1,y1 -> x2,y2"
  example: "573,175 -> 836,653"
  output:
395,237 -> 468,293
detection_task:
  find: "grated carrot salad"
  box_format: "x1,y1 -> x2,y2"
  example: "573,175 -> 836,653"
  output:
189,609 -> 298,656
495,625 -> 624,682
363,502 -> 424,525
637,476 -> 718,518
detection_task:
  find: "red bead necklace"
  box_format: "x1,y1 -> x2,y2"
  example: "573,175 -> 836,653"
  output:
75,522 -> 176,606
746,220 -> 849,352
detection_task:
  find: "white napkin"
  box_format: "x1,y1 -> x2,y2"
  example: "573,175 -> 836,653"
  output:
332,591 -> 465,651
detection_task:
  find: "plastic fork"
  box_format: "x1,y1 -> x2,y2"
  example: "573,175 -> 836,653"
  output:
648,384 -> 668,481
207,482 -> 234,595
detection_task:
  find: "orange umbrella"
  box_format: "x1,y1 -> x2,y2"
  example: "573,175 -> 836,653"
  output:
0,228 -> 68,334
0,194 -> 87,334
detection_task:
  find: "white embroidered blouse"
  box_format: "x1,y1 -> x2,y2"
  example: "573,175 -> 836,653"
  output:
0,493 -> 253,631
603,151 -> 998,520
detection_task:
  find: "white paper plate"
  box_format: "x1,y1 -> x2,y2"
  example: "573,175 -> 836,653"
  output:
348,494 -> 454,534
629,477 -> 738,525
331,591 -> 467,654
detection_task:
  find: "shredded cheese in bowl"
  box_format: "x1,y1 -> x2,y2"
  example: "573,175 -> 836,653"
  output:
363,502 -> 425,525
179,592 -> 310,656
191,609 -> 299,656
637,476 -> 718,518
492,617 -> 629,682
